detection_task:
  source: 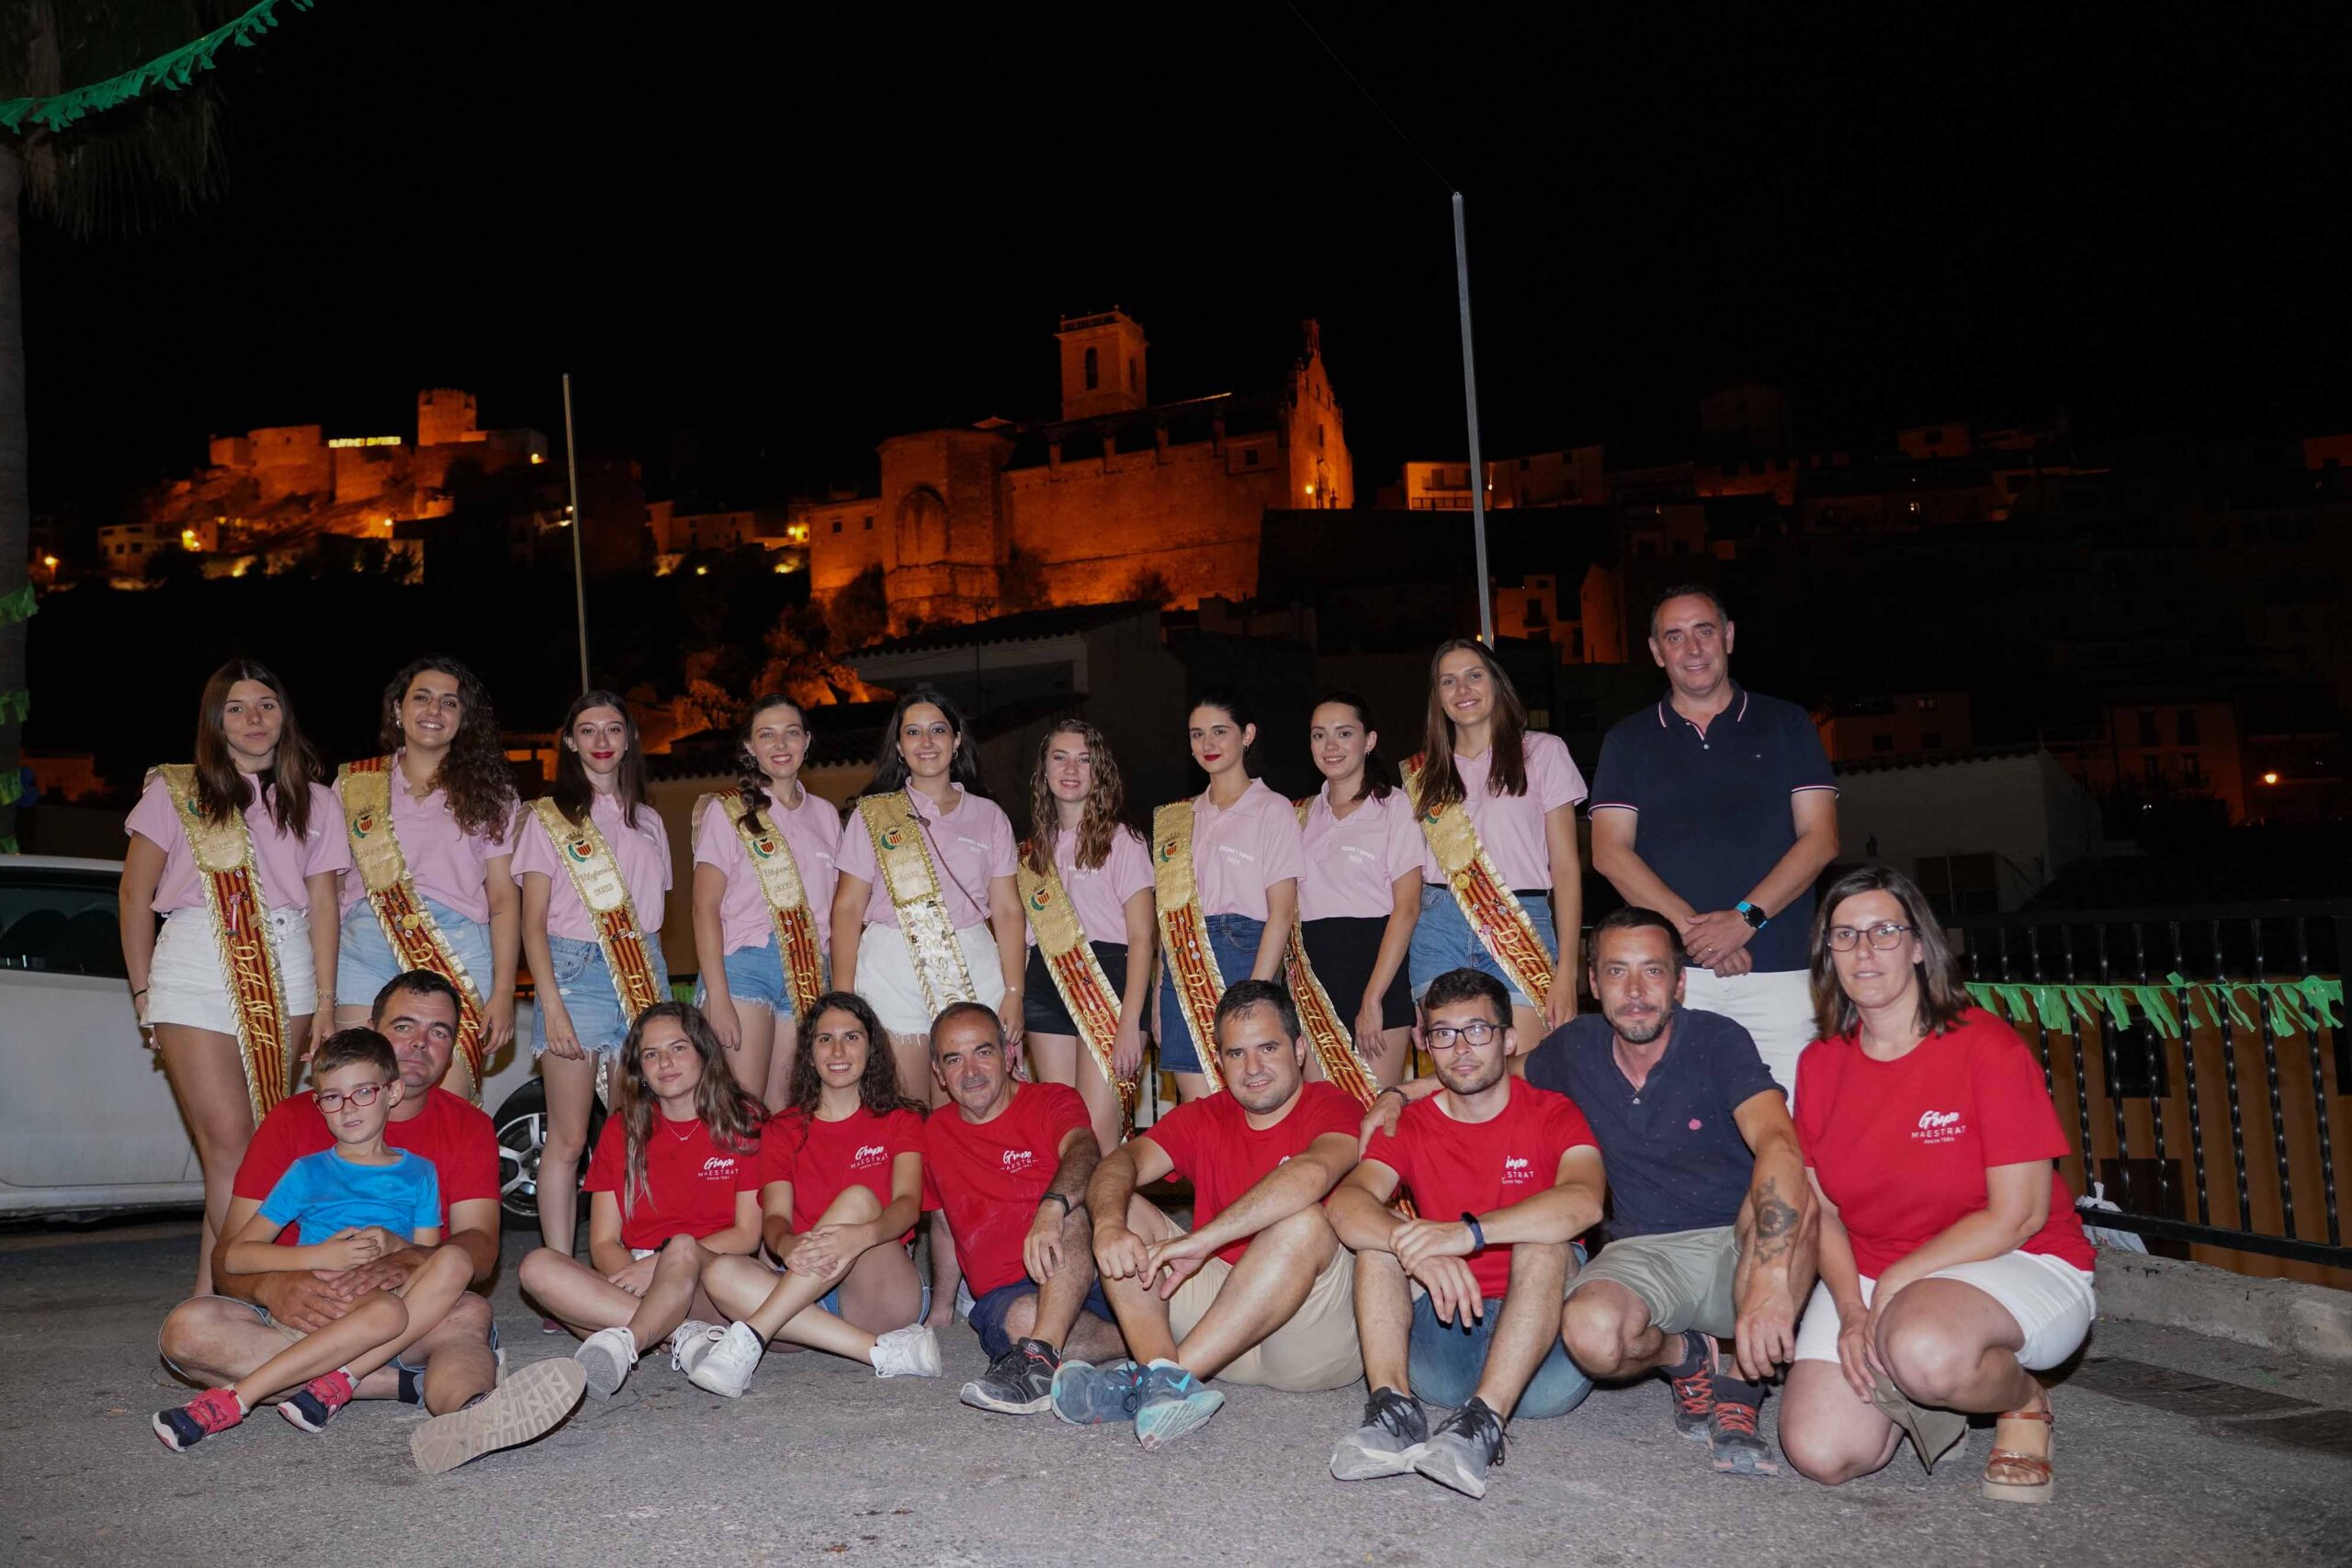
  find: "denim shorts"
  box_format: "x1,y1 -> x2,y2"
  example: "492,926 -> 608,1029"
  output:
338,897 -> 494,1003
533,931 -> 671,1058
1155,912 -> 1265,1075
1408,884 -> 1556,1012
1408,1242 -> 1590,1419
695,933 -> 820,1020
967,1275 -> 1116,1361
820,1278 -> 933,1325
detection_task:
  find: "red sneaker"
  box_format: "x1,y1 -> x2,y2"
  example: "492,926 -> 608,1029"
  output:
153,1387 -> 245,1451
280,1370 -> 356,1435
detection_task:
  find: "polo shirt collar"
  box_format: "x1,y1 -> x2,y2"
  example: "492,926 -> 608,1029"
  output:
1657,682 -> 1749,733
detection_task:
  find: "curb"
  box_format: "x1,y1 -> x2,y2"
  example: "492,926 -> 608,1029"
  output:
2095,1247 -> 2352,1365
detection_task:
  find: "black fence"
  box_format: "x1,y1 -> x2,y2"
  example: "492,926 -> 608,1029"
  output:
1953,901 -> 2349,1272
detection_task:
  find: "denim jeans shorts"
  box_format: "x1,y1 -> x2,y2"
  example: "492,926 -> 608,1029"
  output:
695,933 -> 819,1020
533,931 -> 671,1057
1155,912 -> 1265,1075
1408,1242 -> 1590,1419
338,897 -> 494,1003
1407,884 -> 1556,1012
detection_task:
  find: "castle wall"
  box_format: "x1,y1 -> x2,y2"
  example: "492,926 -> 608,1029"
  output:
1003,438 -> 1281,608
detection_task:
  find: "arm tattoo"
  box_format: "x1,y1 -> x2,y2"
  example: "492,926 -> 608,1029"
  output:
1748,1176 -> 1800,1261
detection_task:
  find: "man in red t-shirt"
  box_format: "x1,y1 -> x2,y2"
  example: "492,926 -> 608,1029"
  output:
920,1004 -> 1125,1414
1329,967 -> 1607,1499
1057,979 -> 1363,1450
156,970 -> 584,1474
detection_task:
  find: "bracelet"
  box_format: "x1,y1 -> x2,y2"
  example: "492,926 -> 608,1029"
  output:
1461,1212 -> 1487,1251
131,987 -> 149,998
1374,1086 -> 1407,1104
1039,1191 -> 1073,1215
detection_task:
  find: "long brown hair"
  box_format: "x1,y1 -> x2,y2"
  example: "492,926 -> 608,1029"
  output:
1807,865 -> 1974,1043
1312,690 -> 1396,805
190,659 -> 322,839
867,686 -> 987,797
550,689 -> 649,829
613,1002 -> 763,1219
733,694 -> 809,837
378,655 -> 516,840
1024,718 -> 1127,876
1415,638 -> 1530,812
783,991 -> 925,1147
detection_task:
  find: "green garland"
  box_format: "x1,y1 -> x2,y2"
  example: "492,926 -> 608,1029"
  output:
0,1 -> 316,136
1968,974 -> 2345,1040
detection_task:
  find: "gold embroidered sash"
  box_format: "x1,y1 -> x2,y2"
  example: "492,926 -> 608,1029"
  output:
856,791 -> 978,1021
154,764 -> 292,1121
696,790 -> 829,1017
1019,837 -> 1137,1127
1404,755 -> 1556,1011
1150,799 -> 1227,1092
529,797 -> 667,1029
339,758 -> 492,1103
1283,798 -> 1384,1108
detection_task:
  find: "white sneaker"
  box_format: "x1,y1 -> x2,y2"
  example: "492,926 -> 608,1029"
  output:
575,1325 -> 638,1398
870,1324 -> 944,1379
688,1322 -> 766,1399
668,1320 -> 724,1376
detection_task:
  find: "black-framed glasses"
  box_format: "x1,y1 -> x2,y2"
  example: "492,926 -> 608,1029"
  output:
316,1081 -> 390,1112
1425,1021 -> 1500,1049
1826,922 -> 1914,953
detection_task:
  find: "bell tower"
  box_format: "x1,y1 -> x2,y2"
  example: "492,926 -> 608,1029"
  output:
1055,309 -> 1148,421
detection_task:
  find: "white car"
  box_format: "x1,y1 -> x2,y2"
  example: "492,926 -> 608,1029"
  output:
0,855 -> 569,1222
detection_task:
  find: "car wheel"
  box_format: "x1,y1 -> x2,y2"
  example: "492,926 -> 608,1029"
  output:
492,1077 -> 605,1227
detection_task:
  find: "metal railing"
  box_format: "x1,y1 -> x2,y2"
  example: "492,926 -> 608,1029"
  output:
1953,900 -> 2349,1271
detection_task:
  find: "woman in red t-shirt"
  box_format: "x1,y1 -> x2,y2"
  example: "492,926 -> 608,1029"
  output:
690,992 -> 943,1396
516,1003 -> 764,1399
1779,868 -> 2094,1504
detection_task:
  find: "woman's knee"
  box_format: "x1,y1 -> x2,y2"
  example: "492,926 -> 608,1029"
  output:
659,1234 -> 706,1269
1779,1412 -> 1885,1486
823,1185 -> 884,1224
517,1247 -> 572,1293
1876,1316 -> 1981,1407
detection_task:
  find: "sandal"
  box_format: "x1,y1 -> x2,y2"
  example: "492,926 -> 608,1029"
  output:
1981,1404 -> 2053,1504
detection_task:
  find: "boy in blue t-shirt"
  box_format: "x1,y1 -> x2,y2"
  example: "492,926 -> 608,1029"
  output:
153,1030 -> 478,1451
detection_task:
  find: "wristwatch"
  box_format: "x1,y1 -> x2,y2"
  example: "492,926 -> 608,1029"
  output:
1736,900 -> 1768,931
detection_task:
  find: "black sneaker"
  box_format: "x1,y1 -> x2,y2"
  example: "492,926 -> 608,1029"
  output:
961,1337 -> 1062,1415
1331,1386 -> 1429,1480
1413,1396 -> 1506,1498
1667,1330 -> 1716,1444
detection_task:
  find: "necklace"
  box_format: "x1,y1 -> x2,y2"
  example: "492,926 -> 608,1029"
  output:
662,1116 -> 699,1141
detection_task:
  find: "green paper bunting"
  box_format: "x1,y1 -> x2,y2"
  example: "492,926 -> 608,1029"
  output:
0,582 -> 34,625
1968,975 -> 2343,1043
0,1 -> 316,136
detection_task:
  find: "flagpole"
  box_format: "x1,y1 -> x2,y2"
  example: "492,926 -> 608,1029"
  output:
1452,192 -> 1494,644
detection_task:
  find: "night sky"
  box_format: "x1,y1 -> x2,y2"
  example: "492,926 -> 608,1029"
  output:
24,4 -> 2352,523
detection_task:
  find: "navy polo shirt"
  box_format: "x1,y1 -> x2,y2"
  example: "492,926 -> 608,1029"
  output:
1588,684 -> 1836,974
1525,1006 -> 1781,1238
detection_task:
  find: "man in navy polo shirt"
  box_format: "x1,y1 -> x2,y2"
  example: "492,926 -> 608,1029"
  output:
1588,583 -> 1839,1094
1541,908 -> 1814,1476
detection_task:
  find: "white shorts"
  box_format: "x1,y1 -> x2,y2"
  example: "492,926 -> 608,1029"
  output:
1792,1250 -> 2097,1371
1680,965 -> 1815,1100
853,920 -> 1008,1037
146,905 -> 319,1033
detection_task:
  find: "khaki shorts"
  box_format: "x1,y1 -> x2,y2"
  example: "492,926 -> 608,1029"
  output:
1566,1225 -> 1740,1342
1163,1217 -> 1361,1393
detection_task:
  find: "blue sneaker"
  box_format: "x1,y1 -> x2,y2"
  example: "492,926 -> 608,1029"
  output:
1050,1357 -> 1146,1425
1132,1360 -> 1226,1451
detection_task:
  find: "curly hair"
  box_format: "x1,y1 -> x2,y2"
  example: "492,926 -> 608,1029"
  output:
1023,718 -> 1127,877
1415,638 -> 1532,813
188,659 -> 322,838
733,694 -> 810,837
612,1002 -> 763,1220
379,656 -> 516,840
782,991 -> 926,1146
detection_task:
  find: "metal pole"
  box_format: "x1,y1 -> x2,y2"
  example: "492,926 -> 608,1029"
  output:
561,373 -> 590,691
1452,191 -> 1494,645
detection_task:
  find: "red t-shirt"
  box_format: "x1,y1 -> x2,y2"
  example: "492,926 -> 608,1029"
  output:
233,1087 -> 498,1247
1364,1076 -> 1600,1298
1795,1007 -> 2095,1278
921,1081 -> 1091,1296
1143,1080 -> 1361,1265
582,1114 -> 763,1252
761,1105 -> 927,1238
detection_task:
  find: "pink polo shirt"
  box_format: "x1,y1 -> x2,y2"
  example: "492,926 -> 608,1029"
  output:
126,774 -> 349,914
1187,778 -> 1305,923
836,786 -> 1017,931
1026,824 -> 1154,949
1298,784 -> 1425,922
334,752 -> 519,927
693,785 -> 844,955
513,792 -> 673,941
1419,731 -> 1587,892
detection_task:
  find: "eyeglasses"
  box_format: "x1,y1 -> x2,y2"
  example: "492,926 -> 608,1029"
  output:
316,1081 -> 390,1112
1826,922 -> 1914,953
1424,1021 -> 1500,1049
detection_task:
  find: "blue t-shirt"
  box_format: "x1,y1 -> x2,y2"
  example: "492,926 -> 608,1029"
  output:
1587,685 -> 1836,974
1524,1006 -> 1780,1238
257,1147 -> 442,1246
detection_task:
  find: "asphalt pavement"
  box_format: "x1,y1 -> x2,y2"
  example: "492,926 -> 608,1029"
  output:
4,1220 -> 2349,1567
